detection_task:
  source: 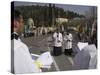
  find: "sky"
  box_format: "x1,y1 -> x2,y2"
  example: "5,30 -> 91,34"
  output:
14,1 -> 96,15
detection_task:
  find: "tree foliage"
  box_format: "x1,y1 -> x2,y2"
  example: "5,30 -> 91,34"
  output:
15,4 -> 85,27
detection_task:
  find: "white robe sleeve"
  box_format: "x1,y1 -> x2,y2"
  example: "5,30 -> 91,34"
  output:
69,34 -> 73,41
14,40 -> 40,74
59,33 -> 63,42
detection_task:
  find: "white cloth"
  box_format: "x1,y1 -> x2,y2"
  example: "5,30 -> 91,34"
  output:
64,33 -> 72,49
53,32 -> 63,47
77,42 -> 88,51
11,39 -> 41,74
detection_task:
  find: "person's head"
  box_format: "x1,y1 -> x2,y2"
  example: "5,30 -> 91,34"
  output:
56,28 -> 60,33
66,30 -> 69,35
11,10 -> 23,35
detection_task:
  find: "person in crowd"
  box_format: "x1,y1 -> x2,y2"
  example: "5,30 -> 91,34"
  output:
11,10 -> 41,74
64,31 -> 73,56
52,28 -> 63,56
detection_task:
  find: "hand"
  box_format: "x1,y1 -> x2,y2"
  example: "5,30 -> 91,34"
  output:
57,40 -> 61,43
67,40 -> 70,41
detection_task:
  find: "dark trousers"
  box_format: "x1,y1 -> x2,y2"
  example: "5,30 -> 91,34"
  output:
64,48 -> 73,56
53,46 -> 62,56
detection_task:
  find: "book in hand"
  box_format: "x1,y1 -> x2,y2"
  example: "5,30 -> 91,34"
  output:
31,51 -> 53,69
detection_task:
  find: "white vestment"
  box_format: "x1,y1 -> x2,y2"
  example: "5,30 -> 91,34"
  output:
64,33 -> 72,49
11,39 -> 41,74
53,32 -> 63,47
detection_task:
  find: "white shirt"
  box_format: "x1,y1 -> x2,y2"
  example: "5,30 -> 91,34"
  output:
64,33 -> 72,49
53,32 -> 63,47
11,38 -> 41,74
